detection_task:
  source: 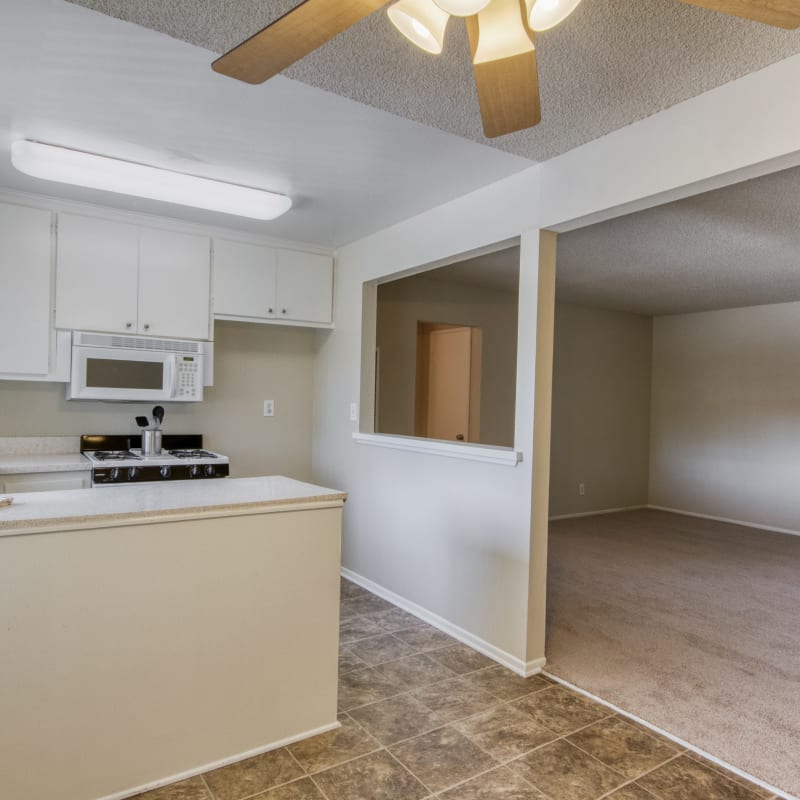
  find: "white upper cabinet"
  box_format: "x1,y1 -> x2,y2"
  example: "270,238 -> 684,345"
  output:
213,239 -> 333,327
275,249 -> 333,325
56,213 -> 211,340
138,227 -> 211,340
0,202 -> 53,376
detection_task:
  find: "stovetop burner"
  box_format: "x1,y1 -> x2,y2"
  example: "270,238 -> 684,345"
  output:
93,450 -> 142,461
169,449 -> 218,459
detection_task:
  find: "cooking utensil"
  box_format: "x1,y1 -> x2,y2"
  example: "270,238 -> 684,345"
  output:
135,415 -> 149,429
152,406 -> 164,429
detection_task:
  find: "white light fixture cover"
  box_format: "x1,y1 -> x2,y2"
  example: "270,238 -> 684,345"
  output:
526,0 -> 584,31
10,140 -> 292,221
433,0 -> 490,16
388,0 -> 450,54
473,0 -> 536,64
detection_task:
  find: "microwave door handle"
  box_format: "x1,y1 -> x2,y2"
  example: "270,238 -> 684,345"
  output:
167,356 -> 179,399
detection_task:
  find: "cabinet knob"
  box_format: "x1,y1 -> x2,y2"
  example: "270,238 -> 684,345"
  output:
268,308 -> 273,314
144,324 -> 150,330
126,322 -> 132,328
281,308 -> 287,314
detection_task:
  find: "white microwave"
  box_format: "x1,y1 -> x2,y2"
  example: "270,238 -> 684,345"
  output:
68,331 -> 205,402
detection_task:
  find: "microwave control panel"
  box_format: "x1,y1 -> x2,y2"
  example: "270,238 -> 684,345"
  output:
176,357 -> 202,400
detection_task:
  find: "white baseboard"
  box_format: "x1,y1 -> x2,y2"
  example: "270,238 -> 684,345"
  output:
341,567 -> 545,678
647,505 -> 800,538
98,720 -> 341,800
549,505 -> 647,521
543,672 -> 798,800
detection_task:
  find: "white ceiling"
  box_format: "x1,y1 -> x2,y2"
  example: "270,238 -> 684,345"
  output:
67,0 -> 800,161
0,0 -> 532,248
556,165 -> 800,316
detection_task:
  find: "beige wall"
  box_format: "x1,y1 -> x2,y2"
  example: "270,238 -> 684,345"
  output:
650,301 -> 800,533
376,275 -> 518,447
549,303 -> 653,517
0,321 -> 316,481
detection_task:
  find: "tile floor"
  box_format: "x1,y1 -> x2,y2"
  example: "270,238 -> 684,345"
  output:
133,578 -> 778,800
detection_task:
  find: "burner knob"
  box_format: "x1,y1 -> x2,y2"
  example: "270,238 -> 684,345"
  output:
189,464 -> 201,478
127,467 -> 139,481
110,467 -> 121,482
159,466 -> 172,479
204,464 -> 216,477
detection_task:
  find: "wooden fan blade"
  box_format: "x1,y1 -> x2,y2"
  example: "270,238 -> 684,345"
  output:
677,0 -> 800,28
212,0 -> 392,84
466,0 -> 541,138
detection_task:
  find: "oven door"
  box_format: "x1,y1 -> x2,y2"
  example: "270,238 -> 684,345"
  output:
69,345 -> 178,402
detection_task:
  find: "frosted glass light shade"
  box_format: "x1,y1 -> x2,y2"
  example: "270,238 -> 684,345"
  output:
433,0 -> 490,15
473,0 -> 535,64
388,0 -> 450,54
526,0 -> 584,31
11,140 -> 292,220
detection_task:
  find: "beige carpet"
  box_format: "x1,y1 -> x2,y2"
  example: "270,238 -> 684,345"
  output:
546,509 -> 800,798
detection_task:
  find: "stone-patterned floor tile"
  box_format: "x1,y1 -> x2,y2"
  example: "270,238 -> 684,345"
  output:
287,714 -> 380,773
638,754 -> 769,800
510,739 -> 626,800
460,666 -> 551,701
567,716 -> 678,779
511,685 -> 610,735
454,704 -> 558,762
253,777 -> 327,799
372,653 -> 456,689
392,623 -> 458,652
390,726 -> 498,793
428,644 -> 495,675
348,633 -> 417,666
312,750 -> 428,800
437,765 -> 550,799
339,616 -> 386,645
412,676 -> 498,723
338,667 -> 403,711
340,578 -> 369,601
203,749 -> 304,800
683,752 -> 775,799
350,693 -> 445,745
342,593 -> 396,617
339,646 -> 368,674
605,785 -> 660,800
130,776 -> 211,800
371,607 -> 423,632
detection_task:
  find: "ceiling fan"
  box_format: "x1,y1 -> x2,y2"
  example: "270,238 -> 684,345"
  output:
212,0 -> 800,139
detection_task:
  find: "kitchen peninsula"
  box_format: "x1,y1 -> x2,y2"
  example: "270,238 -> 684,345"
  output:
0,476 -> 346,800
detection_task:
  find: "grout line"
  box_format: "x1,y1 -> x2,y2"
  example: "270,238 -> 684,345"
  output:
198,772 -> 214,800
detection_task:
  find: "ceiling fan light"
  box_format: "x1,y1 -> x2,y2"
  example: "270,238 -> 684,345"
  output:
433,0 -> 491,16
11,140 -> 292,221
388,0 -> 450,55
526,0 -> 584,31
473,0 -> 536,64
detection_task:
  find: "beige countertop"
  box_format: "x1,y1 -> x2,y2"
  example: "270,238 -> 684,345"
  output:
0,453 -> 91,474
0,476 -> 347,535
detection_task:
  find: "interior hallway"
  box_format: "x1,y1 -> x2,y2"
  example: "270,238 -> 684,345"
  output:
546,509 -> 800,798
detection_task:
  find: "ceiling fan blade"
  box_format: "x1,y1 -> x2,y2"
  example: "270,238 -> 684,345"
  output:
466,0 -> 541,138
676,0 -> 800,28
212,0 -> 392,84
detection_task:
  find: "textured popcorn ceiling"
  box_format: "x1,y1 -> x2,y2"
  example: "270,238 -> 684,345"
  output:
66,0 -> 800,160
556,165 -> 800,316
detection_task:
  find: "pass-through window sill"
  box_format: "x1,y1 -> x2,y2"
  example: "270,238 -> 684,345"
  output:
352,432 -> 522,466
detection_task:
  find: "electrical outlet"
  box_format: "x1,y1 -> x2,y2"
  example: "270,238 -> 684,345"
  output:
579,482 -> 585,496
349,402 -> 358,422
263,399 -> 275,417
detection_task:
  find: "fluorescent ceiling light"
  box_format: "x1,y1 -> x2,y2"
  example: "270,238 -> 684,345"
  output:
10,140 -> 292,221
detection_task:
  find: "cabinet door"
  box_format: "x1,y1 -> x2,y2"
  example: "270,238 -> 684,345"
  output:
213,239 -> 277,319
138,227 -> 211,340
276,250 -> 333,324
2,472 -> 91,493
55,214 -> 139,333
0,203 -> 52,375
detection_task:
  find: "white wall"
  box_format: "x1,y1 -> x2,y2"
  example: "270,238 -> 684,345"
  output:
0,321 -> 317,481
313,53 -> 800,672
550,304 -> 652,517
650,301 -> 800,534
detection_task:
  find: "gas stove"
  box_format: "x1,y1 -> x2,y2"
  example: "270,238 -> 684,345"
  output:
81,434 -> 229,486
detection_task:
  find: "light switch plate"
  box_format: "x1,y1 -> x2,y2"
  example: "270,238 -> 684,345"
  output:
349,402 -> 358,422
264,400 -> 275,417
